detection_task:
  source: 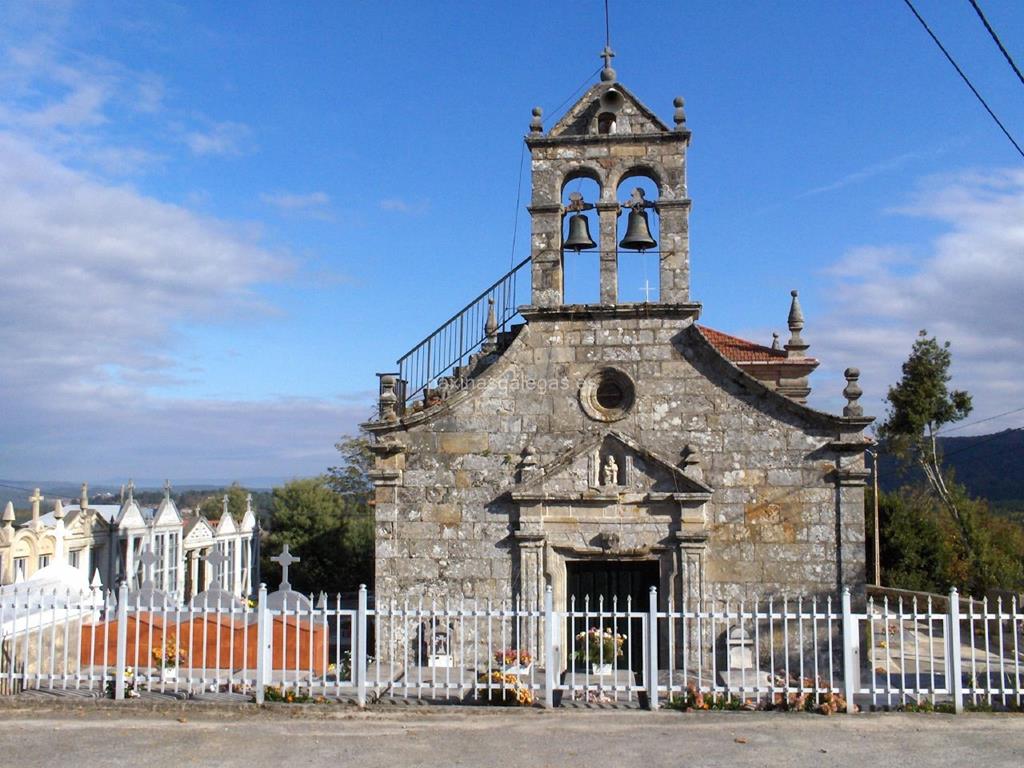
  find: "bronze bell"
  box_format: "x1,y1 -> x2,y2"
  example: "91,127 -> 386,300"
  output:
563,213 -> 596,251
619,209 -> 657,251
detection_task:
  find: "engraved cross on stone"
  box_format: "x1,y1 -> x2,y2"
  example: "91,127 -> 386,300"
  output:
271,544 -> 300,591
139,546 -> 158,590
205,548 -> 229,587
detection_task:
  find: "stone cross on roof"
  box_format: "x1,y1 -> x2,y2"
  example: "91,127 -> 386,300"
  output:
126,479 -> 135,503
205,548 -> 229,585
138,546 -> 158,590
222,494 -> 229,518
52,500 -> 66,564
271,544 -> 300,591
29,488 -> 43,529
164,479 -> 172,501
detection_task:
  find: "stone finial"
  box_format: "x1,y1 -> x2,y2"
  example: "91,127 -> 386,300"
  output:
530,107 -> 543,133
600,46 -> 616,82
785,290 -> 809,358
673,96 -> 686,129
484,297 -> 498,340
379,373 -> 398,423
771,332 -> 780,350
246,493 -> 253,515
222,493 -> 230,519
53,499 -> 65,520
2,501 -> 14,526
80,482 -> 89,512
164,479 -> 172,501
843,368 -> 864,417
29,487 -> 43,529
517,445 -> 539,483
126,479 -> 135,503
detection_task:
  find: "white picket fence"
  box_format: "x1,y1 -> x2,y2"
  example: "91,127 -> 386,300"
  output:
1,582 -> 1021,711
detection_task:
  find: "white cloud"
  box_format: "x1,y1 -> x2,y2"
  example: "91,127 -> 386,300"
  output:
184,120 -> 251,157
379,197 -> 430,215
808,168 -> 1024,435
261,191 -> 334,220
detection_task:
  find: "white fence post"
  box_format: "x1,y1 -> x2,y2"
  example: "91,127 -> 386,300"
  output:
356,584 -> 368,707
114,582 -> 128,700
544,585 -> 555,709
841,588 -> 857,714
648,586 -> 659,711
254,583 -> 268,704
947,588 -> 963,714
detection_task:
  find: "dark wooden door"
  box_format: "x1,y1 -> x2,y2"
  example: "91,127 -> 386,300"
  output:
566,560 -> 659,672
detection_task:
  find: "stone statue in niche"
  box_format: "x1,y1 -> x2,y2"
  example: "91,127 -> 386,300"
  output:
602,454 -> 619,486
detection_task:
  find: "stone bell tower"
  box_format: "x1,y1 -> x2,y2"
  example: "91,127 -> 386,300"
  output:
526,58 -> 692,308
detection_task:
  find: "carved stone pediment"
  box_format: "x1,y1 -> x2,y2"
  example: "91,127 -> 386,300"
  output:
511,430 -> 712,510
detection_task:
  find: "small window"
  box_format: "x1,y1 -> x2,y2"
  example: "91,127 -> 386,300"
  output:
38,554 -> 50,569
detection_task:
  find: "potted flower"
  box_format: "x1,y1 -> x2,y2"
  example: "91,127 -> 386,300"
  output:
495,648 -> 533,675
152,633 -> 187,683
477,670 -> 535,707
574,627 -> 626,675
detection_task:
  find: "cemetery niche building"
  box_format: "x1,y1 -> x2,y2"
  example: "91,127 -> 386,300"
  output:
365,62 -> 872,620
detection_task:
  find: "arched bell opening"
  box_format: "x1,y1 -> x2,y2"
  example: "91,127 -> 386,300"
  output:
561,176 -> 601,304
615,175 -> 660,303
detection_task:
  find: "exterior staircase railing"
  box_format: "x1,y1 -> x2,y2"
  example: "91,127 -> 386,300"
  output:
390,256 -> 531,409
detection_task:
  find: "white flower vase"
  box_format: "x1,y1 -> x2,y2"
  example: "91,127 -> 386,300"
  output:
503,662 -> 533,676
160,667 -> 177,683
591,663 -> 613,676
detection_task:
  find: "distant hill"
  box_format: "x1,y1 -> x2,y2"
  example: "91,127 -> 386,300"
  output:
878,428 -> 1024,511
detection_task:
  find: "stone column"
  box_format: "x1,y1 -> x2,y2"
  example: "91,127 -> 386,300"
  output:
125,535 -> 135,590
528,204 -> 563,307
657,199 -> 691,303
597,202 -> 619,304
676,534 -> 707,669
189,550 -> 199,600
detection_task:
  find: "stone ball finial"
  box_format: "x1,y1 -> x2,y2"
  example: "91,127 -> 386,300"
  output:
530,106 -> 543,133
673,96 -> 686,128
771,332 -> 780,350
843,367 -> 864,417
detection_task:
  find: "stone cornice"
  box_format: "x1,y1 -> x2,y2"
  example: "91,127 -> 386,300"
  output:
519,302 -> 702,323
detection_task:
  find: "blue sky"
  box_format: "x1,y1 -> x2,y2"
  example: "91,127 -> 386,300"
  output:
1,0 -> 1023,486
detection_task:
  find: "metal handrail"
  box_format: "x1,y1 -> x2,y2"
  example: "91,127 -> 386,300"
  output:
396,257 -> 531,406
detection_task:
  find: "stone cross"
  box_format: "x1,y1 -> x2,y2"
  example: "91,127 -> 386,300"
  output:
29,488 -> 43,528
126,479 -> 135,503
599,45 -> 616,82
137,546 -> 158,590
271,544 -> 300,591
164,479 -> 172,501
205,548 -> 229,588
222,494 -> 229,518
80,482 -> 89,512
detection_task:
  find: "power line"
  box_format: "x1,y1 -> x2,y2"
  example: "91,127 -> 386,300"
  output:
968,0 -> 1024,88
902,0 -> 1024,159
935,405 -> 1024,436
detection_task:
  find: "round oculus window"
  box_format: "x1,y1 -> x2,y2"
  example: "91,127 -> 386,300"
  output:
580,368 -> 635,422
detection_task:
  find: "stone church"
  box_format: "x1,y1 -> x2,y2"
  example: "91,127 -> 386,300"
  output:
366,62 -> 872,615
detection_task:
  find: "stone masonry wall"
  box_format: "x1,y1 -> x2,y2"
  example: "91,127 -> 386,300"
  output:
372,310 -> 867,608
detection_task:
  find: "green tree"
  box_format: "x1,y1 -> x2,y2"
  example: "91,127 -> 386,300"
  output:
198,482 -> 251,520
877,330 -> 973,542
326,434 -> 373,499
263,476 -> 373,595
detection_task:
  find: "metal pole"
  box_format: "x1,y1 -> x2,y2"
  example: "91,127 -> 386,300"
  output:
255,582 -> 268,704
841,588 -> 857,713
948,588 -> 964,714
115,581 -> 128,700
544,585 -> 555,709
357,584 -> 368,707
648,586 -> 659,710
871,450 -> 881,587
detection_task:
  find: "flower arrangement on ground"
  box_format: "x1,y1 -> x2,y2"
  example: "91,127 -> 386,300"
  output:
495,648 -> 533,673
478,670 -> 534,706
152,634 -> 187,668
105,667 -> 139,699
574,627 -> 626,669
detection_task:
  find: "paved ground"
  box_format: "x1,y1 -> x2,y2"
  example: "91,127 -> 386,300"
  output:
0,704 -> 1021,767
